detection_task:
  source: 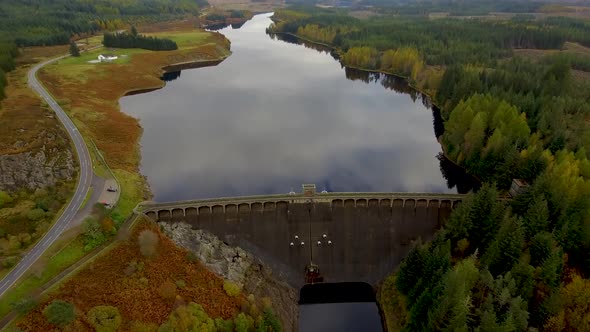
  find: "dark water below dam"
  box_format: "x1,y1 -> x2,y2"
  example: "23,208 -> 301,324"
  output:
120,13 -> 477,201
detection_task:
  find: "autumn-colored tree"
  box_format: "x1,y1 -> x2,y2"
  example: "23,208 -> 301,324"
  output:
87,305 -> 122,332
101,218 -> 116,234
341,47 -> 380,69
158,302 -> 215,332
215,318 -> 234,332
381,47 -> 424,80
544,274 -> 590,331
158,281 -> 177,300
296,24 -> 344,44
138,229 -> 159,257
0,191 -> 13,207
234,313 -> 254,332
223,280 -> 241,297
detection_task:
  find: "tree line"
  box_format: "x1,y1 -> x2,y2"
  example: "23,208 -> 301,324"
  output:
0,0 -> 204,47
0,41 -> 18,102
268,10 -> 590,67
103,28 -> 178,51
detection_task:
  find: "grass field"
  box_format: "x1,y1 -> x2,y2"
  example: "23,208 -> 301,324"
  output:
0,235 -> 85,319
37,29 -> 231,220
149,30 -> 211,49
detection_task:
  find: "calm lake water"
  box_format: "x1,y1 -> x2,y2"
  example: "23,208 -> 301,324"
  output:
120,13 -> 472,201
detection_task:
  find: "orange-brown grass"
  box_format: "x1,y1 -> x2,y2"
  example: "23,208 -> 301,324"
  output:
37,31 -> 230,173
0,46 -> 70,155
17,223 -> 243,331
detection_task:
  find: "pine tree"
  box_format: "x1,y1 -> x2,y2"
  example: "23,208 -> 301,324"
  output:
482,215 -> 525,276
69,41 -> 80,57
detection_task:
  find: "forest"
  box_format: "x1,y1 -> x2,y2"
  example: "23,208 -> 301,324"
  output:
0,0 -> 205,47
271,7 -> 590,331
103,28 -> 178,51
285,0 -> 560,16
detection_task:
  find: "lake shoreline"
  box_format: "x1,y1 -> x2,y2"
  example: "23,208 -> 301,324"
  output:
270,31 -> 481,191
38,30 -> 232,213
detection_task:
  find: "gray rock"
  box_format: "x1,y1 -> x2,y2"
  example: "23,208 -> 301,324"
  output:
0,147 -> 75,192
161,221 -> 299,331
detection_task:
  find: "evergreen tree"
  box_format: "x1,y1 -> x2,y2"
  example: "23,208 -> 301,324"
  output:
69,41 -> 80,57
529,232 -> 556,267
482,215 -> 525,276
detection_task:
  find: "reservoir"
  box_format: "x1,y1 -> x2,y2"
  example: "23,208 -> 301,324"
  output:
120,13 -> 472,201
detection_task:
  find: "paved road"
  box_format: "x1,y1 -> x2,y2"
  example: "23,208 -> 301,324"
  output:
0,54 -> 93,299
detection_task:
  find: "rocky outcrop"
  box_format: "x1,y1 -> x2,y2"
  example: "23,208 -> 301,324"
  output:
161,222 -> 299,331
0,145 -> 75,191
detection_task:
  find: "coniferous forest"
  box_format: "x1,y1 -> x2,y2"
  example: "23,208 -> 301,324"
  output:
269,6 -> 590,331
103,29 -> 178,51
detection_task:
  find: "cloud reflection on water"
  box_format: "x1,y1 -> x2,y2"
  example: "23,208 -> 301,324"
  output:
120,13 -> 454,200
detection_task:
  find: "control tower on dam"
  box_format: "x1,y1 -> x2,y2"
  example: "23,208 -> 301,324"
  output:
140,184 -> 465,287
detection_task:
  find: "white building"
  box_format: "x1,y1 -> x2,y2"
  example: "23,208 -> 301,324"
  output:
98,54 -> 118,62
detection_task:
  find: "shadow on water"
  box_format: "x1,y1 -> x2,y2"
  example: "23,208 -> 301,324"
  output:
160,70 -> 181,82
269,33 -> 338,59
438,153 -> 481,194
205,21 -> 246,31
342,68 -> 480,194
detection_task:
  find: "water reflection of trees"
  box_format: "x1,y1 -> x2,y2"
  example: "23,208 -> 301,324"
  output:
269,30 -> 481,194
438,153 -> 480,194
160,71 -> 181,82
269,33 -> 337,58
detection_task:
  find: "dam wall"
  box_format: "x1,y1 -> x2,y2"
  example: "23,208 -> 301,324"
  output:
141,191 -> 463,287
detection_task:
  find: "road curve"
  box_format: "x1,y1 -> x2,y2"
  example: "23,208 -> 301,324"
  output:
0,54 -> 93,299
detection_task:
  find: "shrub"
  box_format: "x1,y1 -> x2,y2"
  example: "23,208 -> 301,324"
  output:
27,208 -> 46,221
234,313 -> 254,332
175,280 -> 186,289
257,308 -> 282,332
159,303 -> 215,331
83,216 -> 106,251
158,281 -> 177,300
215,318 -> 234,332
43,300 -> 75,327
101,218 -> 116,234
11,297 -> 37,315
186,251 -> 199,262
0,190 -> 13,207
223,280 -> 241,297
138,230 -> 158,257
87,305 -> 122,332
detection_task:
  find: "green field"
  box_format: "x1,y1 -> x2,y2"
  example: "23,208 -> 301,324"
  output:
0,237 -> 86,319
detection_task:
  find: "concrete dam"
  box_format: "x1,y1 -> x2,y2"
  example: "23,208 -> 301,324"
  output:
140,185 -> 465,287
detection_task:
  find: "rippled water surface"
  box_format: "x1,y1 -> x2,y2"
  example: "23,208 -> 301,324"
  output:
120,13 -> 465,201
